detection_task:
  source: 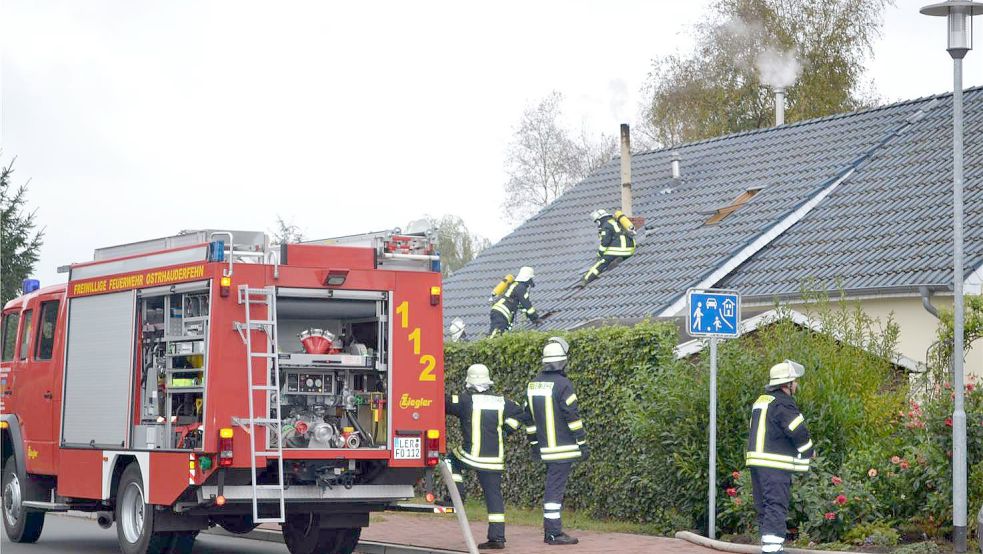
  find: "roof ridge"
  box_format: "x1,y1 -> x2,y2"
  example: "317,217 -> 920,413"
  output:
627,85 -> 978,158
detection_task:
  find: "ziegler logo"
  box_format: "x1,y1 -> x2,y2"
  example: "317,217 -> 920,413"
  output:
27,446 -> 38,460
399,394 -> 433,409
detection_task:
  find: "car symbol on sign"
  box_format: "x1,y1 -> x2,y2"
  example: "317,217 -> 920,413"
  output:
705,298 -> 717,309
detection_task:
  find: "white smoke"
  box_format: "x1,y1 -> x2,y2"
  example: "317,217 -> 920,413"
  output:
608,79 -> 629,121
720,15 -> 802,89
755,46 -> 802,89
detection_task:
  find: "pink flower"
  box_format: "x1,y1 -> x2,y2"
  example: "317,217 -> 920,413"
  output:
868,468 -> 878,478
734,498 -> 743,506
834,495 -> 847,506
831,476 -> 843,486
726,488 -> 738,497
945,417 -> 953,427
900,460 -> 910,470
824,512 -> 837,520
732,471 -> 741,480
891,456 -> 901,465
967,383 -> 975,392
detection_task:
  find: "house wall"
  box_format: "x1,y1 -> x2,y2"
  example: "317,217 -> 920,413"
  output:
783,295 -> 982,382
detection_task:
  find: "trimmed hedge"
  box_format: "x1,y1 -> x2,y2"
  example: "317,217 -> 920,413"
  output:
443,322 -> 679,527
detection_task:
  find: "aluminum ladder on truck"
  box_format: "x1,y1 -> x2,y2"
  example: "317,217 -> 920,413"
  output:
233,286 -> 286,524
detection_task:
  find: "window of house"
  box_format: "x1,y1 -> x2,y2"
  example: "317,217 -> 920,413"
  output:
704,188 -> 761,225
1,314 -> 17,362
36,301 -> 59,361
18,310 -> 33,361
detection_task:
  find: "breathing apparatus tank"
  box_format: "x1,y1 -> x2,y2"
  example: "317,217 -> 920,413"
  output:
613,210 -> 636,234
490,274 -> 515,301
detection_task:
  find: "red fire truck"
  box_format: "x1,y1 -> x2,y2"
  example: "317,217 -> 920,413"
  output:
0,229 -> 446,554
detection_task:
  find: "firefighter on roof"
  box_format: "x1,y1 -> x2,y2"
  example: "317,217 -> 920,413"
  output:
581,209 -> 635,287
525,337 -> 587,546
746,360 -> 815,554
444,364 -> 526,550
489,266 -> 539,337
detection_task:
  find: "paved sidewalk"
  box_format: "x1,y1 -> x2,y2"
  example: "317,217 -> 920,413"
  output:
358,512 -> 711,554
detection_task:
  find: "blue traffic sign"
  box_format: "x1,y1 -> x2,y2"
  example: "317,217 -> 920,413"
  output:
686,289 -> 741,338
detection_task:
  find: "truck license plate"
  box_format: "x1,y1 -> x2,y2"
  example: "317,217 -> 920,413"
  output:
393,437 -> 421,460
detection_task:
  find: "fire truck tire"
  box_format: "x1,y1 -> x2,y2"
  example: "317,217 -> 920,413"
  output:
167,531 -> 197,554
213,514 -> 258,534
283,513 -> 360,554
114,463 -> 173,554
2,455 -> 45,543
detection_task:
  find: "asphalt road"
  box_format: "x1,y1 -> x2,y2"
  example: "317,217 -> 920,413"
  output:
1,514 -> 290,553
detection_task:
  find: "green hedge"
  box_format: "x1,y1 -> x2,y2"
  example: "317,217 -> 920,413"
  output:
443,322 -> 679,527
444,299 -> 981,540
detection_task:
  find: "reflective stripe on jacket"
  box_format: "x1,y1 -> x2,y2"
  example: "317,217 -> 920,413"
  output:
525,371 -> 587,462
446,390 -> 525,471
598,216 -> 635,257
490,281 -> 537,324
745,391 -> 814,472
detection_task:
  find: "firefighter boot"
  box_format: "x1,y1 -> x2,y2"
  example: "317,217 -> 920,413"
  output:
477,540 -> 506,549
545,532 -> 579,545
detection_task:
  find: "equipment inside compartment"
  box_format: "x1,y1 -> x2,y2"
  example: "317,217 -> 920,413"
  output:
136,288 -> 210,450
274,295 -> 389,450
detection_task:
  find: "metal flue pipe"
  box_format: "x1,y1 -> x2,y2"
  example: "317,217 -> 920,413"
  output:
620,123 -> 633,217
774,88 -> 786,126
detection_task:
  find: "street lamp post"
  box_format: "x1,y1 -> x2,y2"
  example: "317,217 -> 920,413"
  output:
919,3 -> 983,552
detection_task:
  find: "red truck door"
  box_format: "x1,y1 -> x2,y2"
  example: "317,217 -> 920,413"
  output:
18,295 -> 62,475
0,309 -> 19,418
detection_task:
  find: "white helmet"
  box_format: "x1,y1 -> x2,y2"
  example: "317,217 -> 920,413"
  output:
542,340 -> 568,364
448,318 -> 466,342
768,360 -> 805,387
466,364 -> 493,388
515,266 -> 535,282
591,209 -> 610,221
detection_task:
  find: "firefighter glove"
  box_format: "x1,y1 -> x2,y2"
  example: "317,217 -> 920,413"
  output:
580,444 -> 590,462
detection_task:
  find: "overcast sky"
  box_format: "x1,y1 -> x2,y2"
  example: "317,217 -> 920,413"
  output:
2,0 -> 981,287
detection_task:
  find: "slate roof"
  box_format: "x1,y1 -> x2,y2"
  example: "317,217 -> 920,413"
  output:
443,88 -> 983,334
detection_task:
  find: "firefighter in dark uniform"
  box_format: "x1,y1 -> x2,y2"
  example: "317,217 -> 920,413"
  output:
444,364 -> 526,550
524,337 -> 587,546
489,266 -> 539,337
746,360 -> 815,554
581,209 -> 635,287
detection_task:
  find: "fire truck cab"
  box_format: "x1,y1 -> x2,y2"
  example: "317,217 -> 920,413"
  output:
0,229 -> 446,554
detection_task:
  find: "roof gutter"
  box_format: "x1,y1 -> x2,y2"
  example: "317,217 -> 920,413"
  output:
656,99 -> 941,318
739,283 -> 950,306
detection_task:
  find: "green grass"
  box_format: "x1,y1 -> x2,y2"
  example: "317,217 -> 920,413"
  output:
378,497 -> 666,536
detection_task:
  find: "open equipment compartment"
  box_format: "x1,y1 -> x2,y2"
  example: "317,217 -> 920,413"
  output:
133,281 -> 211,450
274,288 -> 389,451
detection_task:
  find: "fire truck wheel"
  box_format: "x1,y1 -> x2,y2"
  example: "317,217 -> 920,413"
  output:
167,531 -> 197,554
213,514 -> 258,534
283,513 -> 353,554
114,463 -> 173,554
331,527 -> 362,554
2,456 -> 45,543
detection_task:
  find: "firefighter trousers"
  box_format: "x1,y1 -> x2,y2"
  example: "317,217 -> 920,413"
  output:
446,455 -> 507,542
543,462 -> 573,535
582,254 -> 628,285
750,467 -> 792,552
489,311 -> 511,337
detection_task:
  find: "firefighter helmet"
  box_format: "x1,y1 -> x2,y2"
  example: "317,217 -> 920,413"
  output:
591,209 -> 610,222
547,336 -> 569,356
448,318 -> 466,342
466,364 -> 493,388
768,360 -> 805,387
515,266 -> 535,283
542,340 -> 568,365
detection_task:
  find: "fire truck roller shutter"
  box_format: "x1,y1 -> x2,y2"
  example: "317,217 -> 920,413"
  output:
62,291 -> 137,447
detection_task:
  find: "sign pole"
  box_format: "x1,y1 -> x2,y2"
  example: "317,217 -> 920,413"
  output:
708,336 -> 717,539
